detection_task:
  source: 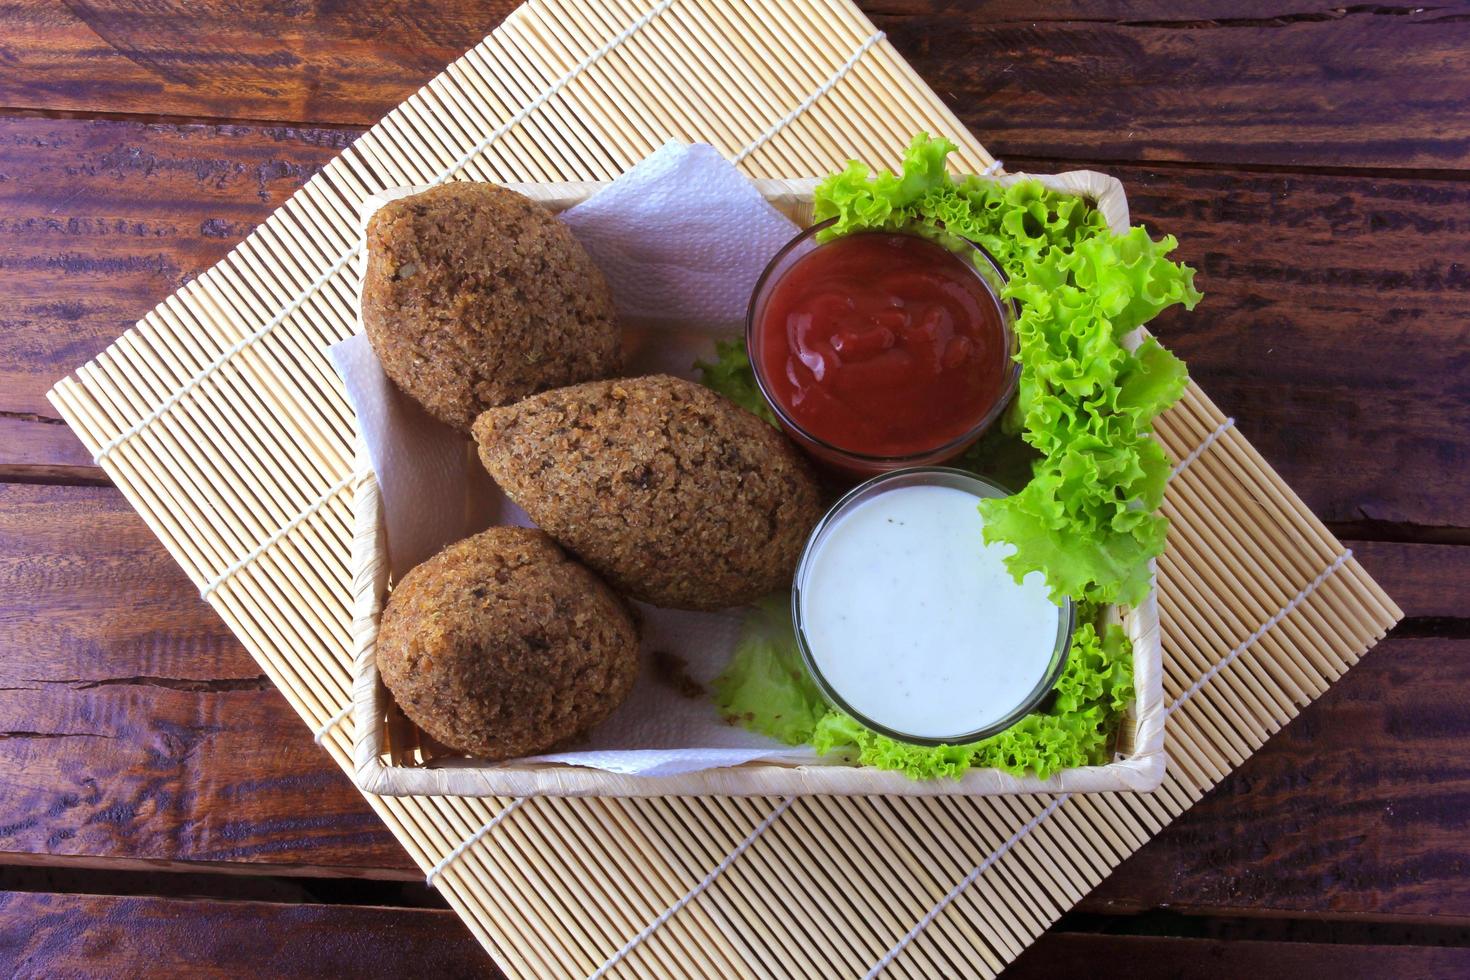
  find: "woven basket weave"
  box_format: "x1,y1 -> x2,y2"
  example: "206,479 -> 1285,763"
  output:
349,173 -> 1168,797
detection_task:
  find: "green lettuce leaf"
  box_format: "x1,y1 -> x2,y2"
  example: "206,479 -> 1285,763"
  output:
716,600 -> 1135,780
695,338 -> 778,425
812,133 -> 957,236
700,134 -> 1197,778
711,594 -> 827,745
813,132 -> 1199,606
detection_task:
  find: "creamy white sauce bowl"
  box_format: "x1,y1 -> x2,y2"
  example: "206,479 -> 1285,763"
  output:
792,467 -> 1075,745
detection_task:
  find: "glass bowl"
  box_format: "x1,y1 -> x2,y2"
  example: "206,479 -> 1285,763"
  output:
791,466 -> 1074,746
747,219 -> 1020,475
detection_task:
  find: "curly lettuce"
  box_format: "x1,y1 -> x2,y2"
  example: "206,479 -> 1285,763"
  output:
714,598 -> 1134,780
710,595 -> 826,744
701,134 -> 1197,778
813,133 -> 1200,606
695,338 -> 777,425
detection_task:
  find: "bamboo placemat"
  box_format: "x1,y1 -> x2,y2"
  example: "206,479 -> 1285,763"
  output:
47,0 -> 1401,975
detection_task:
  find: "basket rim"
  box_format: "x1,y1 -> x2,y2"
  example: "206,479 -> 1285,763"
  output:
349,170 -> 1165,798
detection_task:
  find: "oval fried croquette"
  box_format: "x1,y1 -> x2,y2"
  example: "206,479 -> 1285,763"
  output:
473,375 -> 825,611
375,527 -> 639,761
362,182 -> 620,432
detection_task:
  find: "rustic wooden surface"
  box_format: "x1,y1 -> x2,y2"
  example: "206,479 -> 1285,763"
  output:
0,1 -> 1465,976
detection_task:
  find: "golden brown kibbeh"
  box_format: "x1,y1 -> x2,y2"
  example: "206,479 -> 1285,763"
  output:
473,375 -> 825,611
362,183 -> 620,432
375,527 -> 639,761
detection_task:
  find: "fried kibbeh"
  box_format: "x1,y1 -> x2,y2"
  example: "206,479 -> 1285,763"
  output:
363,183 -> 620,432
375,527 -> 639,761
473,375 -> 825,611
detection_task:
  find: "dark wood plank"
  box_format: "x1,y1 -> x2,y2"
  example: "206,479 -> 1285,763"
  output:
1273,538 -> 1463,623
0,0 -> 515,125
1006,933 -> 1470,979
0,1 -> 1463,172
0,115 -> 353,430
1,890 -> 1465,979
0,891 -> 499,979
0,415 -> 95,483
881,1 -> 1470,172
10,118 -> 1470,529
1081,636 -> 1470,921
1350,540 -> 1470,620
0,482 -> 413,876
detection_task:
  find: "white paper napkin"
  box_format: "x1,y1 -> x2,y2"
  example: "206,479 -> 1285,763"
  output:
332,143 -> 823,775
560,142 -> 795,328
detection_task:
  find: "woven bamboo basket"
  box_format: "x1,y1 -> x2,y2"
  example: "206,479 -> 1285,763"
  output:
349,173 -> 1168,797
44,0 -> 1405,972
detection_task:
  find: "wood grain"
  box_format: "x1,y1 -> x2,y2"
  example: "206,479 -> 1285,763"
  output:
1,483 -> 1466,922
1006,933 -> 1470,979
0,483 -> 410,876
0,0 -> 516,126
0,415 -> 94,483
879,1 -> 1470,172
0,891 -> 1465,978
1351,541 -> 1470,620
0,892 -> 499,979
1,2 -> 1465,173
9,118 -> 1470,530
0,115 -> 351,425
1082,636 -> 1470,921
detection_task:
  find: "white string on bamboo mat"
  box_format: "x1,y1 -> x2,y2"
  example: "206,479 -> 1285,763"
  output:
588,797 -> 794,980
199,471 -> 355,601
90,0 -> 676,466
312,703 -> 353,745
866,543 -> 1353,976
731,31 -> 885,165
1170,416 -> 1235,481
866,794 -> 1068,979
437,0 -> 677,182
1166,548 -> 1353,717
426,797 -> 528,889
727,25 -> 999,176
91,246 -> 360,465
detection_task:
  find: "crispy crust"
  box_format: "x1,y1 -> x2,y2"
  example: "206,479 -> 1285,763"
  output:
375,527 -> 639,761
473,375 -> 825,610
362,182 -> 620,433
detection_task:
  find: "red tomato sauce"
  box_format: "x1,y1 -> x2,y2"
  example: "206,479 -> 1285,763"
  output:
754,232 -> 1010,459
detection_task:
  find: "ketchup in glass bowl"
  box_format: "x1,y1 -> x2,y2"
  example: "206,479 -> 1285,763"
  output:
747,220 -> 1018,474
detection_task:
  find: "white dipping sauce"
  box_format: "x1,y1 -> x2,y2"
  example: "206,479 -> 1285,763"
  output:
799,483 -> 1063,741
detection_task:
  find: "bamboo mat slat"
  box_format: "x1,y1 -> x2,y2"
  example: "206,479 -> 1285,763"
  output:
45,0 -> 1401,976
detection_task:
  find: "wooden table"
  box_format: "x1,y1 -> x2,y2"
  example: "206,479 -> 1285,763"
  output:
1,1 -> 1466,975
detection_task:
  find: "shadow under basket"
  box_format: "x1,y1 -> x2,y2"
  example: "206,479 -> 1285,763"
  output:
349,175 -> 1167,798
